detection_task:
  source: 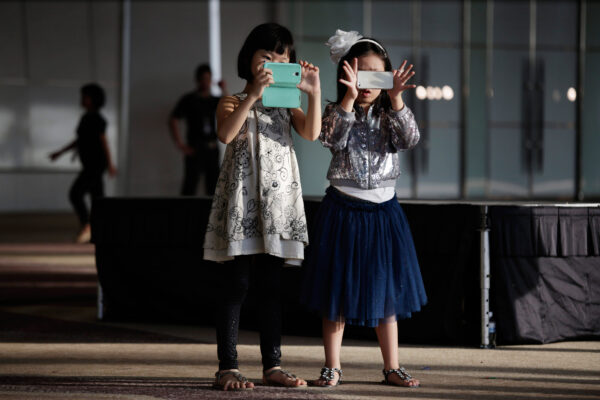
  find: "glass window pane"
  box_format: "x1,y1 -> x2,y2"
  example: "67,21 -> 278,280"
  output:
300,1 -> 362,37
416,128 -> 461,198
372,1 -> 411,42
588,2 -> 600,48
421,0 -> 461,44
489,128 -> 528,197
537,1 -> 577,49
493,1 -> 529,48
395,153 -> 413,198
491,49 -> 529,123
532,129 -> 575,197
540,51 -> 577,125
422,48 -> 461,123
581,52 -> 600,197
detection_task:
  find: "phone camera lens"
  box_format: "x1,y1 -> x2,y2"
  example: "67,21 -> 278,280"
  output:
294,72 -> 299,76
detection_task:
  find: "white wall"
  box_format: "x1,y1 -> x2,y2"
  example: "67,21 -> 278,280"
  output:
0,0 -> 121,211
125,1 -> 210,196
219,1 -> 272,96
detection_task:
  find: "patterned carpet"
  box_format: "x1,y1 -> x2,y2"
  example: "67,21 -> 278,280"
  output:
0,243 -> 96,303
0,375 -> 333,399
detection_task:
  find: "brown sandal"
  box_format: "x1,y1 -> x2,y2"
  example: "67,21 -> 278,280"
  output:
382,367 -> 420,388
311,367 -> 343,387
262,368 -> 306,388
213,370 -> 254,391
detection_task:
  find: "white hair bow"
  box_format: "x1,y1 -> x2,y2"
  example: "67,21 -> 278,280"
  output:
325,29 -> 363,64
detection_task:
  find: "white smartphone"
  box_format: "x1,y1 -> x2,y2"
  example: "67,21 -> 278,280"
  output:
357,71 -> 394,89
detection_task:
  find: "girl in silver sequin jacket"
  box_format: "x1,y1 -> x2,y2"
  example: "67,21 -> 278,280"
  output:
321,102 -> 420,189
319,40 -> 420,190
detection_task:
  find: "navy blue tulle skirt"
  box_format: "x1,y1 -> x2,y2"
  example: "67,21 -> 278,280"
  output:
301,186 -> 427,327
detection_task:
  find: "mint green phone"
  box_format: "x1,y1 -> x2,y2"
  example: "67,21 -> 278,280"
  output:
262,62 -> 302,108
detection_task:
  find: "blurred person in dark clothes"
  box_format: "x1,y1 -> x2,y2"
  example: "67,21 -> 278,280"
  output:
49,83 -> 117,243
169,64 -> 227,196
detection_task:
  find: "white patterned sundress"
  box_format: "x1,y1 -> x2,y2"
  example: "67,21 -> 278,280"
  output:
203,93 -> 308,264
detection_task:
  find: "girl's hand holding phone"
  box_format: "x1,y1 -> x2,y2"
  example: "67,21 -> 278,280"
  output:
297,60 -> 321,97
248,65 -> 275,101
339,58 -> 359,101
388,60 -> 416,100
339,57 -> 359,112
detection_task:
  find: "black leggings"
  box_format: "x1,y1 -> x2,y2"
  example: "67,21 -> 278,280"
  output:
69,170 -> 104,226
216,254 -> 283,371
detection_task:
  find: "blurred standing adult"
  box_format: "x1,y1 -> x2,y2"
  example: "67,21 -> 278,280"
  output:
169,64 -> 227,196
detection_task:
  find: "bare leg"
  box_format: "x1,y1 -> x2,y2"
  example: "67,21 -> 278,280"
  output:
375,321 -> 419,387
313,318 -> 344,386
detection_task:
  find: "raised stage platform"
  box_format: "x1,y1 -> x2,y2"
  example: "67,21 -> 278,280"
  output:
91,197 -> 600,346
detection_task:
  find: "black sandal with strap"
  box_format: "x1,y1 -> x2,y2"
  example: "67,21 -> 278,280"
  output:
213,370 -> 253,391
382,367 -> 419,387
312,366 -> 343,387
262,368 -> 305,388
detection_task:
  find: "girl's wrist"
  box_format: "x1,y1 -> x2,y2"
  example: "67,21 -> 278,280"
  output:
307,89 -> 321,98
244,92 -> 259,103
343,91 -> 357,103
390,95 -> 405,111
340,97 -> 355,113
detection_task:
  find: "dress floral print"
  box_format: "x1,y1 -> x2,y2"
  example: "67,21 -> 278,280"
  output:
203,93 -> 308,263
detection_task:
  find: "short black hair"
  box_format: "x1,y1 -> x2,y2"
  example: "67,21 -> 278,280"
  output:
195,64 -> 212,81
237,23 -> 296,82
336,39 -> 393,112
81,83 -> 106,109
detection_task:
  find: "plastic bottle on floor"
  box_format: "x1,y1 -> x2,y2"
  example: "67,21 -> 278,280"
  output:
488,312 -> 496,348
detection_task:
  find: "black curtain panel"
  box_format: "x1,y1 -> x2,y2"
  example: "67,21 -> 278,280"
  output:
489,206 -> 600,344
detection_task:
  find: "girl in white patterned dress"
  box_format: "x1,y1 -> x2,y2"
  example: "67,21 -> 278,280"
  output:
203,23 -> 321,391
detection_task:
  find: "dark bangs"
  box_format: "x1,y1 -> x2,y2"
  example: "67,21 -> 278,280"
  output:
335,39 -> 393,112
237,23 -> 296,82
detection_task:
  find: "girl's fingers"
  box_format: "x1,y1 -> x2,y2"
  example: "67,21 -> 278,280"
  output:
398,60 -> 407,73
338,78 -> 355,88
400,66 -> 414,81
401,66 -> 414,80
400,71 -> 415,83
343,65 -> 355,81
352,57 -> 358,74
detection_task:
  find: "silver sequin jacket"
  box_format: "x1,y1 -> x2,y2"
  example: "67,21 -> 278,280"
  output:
320,103 -> 420,189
